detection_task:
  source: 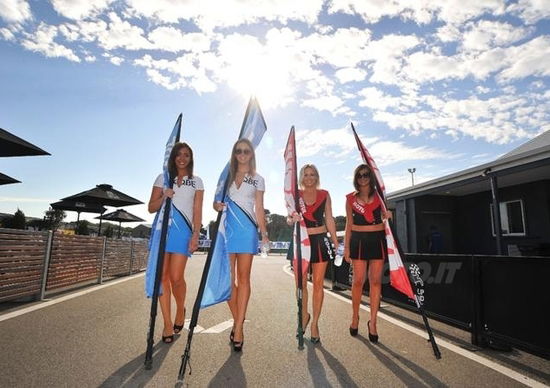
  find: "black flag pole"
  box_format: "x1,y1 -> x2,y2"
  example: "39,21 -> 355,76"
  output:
288,126 -> 305,349
178,98 -> 261,382
350,122 -> 441,359
144,114 -> 182,370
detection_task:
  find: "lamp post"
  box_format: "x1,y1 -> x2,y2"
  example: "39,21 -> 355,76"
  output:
408,168 -> 416,186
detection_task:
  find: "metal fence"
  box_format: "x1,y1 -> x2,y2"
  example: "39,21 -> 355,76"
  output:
329,253 -> 550,359
0,228 -> 148,302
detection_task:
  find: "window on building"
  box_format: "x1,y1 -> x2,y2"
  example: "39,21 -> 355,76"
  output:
490,199 -> 526,236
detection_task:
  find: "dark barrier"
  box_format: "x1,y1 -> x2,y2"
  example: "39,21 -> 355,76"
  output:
329,253 -> 550,359
480,256 -> 550,358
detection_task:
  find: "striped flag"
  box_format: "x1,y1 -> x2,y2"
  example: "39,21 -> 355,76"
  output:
284,126 -> 310,281
350,123 -> 414,299
200,97 -> 267,308
145,114 -> 182,298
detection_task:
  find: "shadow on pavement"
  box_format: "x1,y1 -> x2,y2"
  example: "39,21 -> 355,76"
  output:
208,351 -> 246,387
307,341 -> 359,388
356,335 -> 446,387
98,339 -> 173,387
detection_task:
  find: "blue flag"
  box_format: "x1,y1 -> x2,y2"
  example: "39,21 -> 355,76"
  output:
145,115 -> 182,298
201,97 -> 267,308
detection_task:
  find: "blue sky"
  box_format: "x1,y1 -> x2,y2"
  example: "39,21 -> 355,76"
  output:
0,0 -> 549,227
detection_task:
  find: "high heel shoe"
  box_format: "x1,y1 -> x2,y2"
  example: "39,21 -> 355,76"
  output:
367,320 -> 379,343
229,327 -> 235,343
174,308 -> 186,334
349,317 -> 359,337
233,335 -> 244,352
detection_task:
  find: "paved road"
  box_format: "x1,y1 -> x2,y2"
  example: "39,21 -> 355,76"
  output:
1,254 -> 549,387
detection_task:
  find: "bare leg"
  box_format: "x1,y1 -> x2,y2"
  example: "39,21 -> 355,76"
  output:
169,254 -> 188,327
299,275 -> 309,328
158,253 -> 173,337
351,260 -> 367,328
311,261 -> 328,338
233,253 -> 253,343
227,253 -> 238,327
368,259 -> 384,334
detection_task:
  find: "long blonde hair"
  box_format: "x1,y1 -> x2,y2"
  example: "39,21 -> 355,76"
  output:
229,138 -> 256,184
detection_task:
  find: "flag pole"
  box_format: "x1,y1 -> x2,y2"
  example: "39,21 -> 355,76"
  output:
178,97 -> 265,382
178,200 -> 227,381
289,126 -> 305,349
350,122 -> 441,359
388,218 -> 441,359
144,114 -> 182,370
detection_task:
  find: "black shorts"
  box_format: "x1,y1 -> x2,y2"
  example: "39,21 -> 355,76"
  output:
350,230 -> 386,261
309,233 -> 335,263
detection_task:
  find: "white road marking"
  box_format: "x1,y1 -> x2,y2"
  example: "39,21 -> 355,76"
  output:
0,273 -> 146,323
200,319 -> 250,334
283,264 -> 548,388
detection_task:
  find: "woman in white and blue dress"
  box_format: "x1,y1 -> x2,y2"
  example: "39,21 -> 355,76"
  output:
148,142 -> 204,344
213,138 -> 269,352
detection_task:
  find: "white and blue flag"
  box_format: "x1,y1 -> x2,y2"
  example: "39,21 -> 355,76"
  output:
201,97 -> 267,308
145,114 -> 182,298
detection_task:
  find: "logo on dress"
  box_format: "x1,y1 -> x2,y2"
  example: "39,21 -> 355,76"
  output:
243,176 -> 258,187
175,178 -> 196,188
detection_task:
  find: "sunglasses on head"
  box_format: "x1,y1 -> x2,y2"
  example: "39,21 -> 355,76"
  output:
234,148 -> 251,155
356,172 -> 370,179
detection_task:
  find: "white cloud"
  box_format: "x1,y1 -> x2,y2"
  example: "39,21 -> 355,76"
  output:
497,36 -> 550,82
148,26 -> 212,53
97,12 -> 153,50
0,0 -> 31,23
295,126 -> 358,158
369,141 -> 453,166
109,56 -> 123,65
51,0 -> 115,20
461,20 -> 531,52
0,27 -> 16,41
21,22 -> 80,62
334,67 -> 366,83
357,87 -> 401,111
302,95 -> 345,114
328,0 -> 506,25
126,0 -> 323,29
508,0 -> 550,24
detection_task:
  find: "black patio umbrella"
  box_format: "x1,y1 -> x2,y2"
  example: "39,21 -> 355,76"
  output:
62,184 -> 143,234
50,199 -> 107,222
96,209 -> 145,238
0,172 -> 20,185
0,128 -> 50,157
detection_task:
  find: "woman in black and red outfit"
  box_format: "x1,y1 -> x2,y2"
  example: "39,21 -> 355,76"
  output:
288,164 -> 338,343
343,164 -> 391,342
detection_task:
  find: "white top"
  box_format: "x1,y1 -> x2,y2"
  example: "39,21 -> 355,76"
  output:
228,173 -> 265,224
154,174 -> 204,224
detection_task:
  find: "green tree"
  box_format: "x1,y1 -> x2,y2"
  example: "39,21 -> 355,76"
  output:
335,215 -> 346,231
103,224 -> 114,238
43,207 -> 66,230
266,213 -> 292,241
7,208 -> 26,229
76,220 -> 90,235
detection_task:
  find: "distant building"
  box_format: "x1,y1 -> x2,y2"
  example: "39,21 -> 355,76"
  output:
387,130 -> 550,257
132,224 -> 152,239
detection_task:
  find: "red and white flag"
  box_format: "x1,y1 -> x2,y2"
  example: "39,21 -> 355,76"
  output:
284,127 -> 310,281
351,123 -> 414,299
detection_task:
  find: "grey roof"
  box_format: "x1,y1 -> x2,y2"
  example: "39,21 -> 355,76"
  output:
388,130 -> 550,200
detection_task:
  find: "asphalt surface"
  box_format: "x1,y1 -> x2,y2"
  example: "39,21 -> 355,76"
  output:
0,254 -> 549,387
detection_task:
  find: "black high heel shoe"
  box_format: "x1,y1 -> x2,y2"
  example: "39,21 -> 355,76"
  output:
233,335 -> 244,352
368,320 -> 379,343
349,317 -> 359,337
229,327 -> 235,343
174,308 -> 186,334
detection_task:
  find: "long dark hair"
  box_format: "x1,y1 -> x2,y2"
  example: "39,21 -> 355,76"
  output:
168,142 -> 194,180
353,163 -> 375,197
